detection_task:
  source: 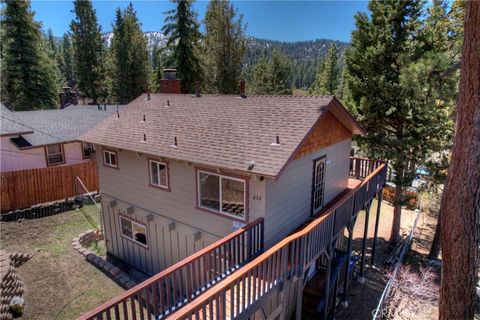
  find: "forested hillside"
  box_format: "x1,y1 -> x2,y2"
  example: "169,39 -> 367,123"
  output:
245,37 -> 348,89
102,32 -> 348,89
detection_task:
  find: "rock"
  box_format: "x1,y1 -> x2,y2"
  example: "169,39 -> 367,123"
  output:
9,296 -> 24,317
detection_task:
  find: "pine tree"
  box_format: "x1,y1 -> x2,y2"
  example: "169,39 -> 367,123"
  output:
1,0 -> 59,110
162,0 -> 202,93
70,0 -> 106,103
203,0 -> 246,94
439,1 -> 479,317
345,0 -> 457,244
61,34 -> 76,88
45,28 -> 65,88
108,3 -> 149,104
309,43 -> 340,95
250,50 -> 292,95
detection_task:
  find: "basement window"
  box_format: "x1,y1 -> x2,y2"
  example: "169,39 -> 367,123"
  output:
120,216 -> 148,247
149,160 -> 169,189
103,149 -> 118,168
45,144 -> 65,166
197,170 -> 246,220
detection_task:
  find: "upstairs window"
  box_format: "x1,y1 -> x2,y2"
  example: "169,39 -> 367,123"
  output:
197,170 -> 246,220
45,144 -> 64,166
149,160 -> 169,189
103,149 -> 117,168
82,142 -> 95,159
120,216 -> 147,247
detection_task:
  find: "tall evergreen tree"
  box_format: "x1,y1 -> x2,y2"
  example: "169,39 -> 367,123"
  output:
162,0 -> 202,93
203,0 -> 246,94
250,50 -> 292,95
309,43 -> 340,95
61,34 -> 76,88
108,3 -> 149,104
439,1 -> 479,317
70,0 -> 106,103
1,0 -> 59,110
345,0 -> 457,244
45,28 -> 65,88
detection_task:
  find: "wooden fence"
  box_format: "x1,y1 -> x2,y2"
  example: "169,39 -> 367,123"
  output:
1,161 -> 99,213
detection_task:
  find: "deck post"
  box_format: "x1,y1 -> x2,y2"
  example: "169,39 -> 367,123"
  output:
358,201 -> 371,283
341,224 -> 353,307
322,245 -> 332,320
295,238 -> 306,320
371,191 -> 383,265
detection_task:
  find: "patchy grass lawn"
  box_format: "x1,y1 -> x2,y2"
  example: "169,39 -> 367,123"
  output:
0,205 -> 123,320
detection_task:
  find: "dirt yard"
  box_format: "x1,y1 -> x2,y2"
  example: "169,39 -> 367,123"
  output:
335,198 -> 441,320
0,206 -> 123,320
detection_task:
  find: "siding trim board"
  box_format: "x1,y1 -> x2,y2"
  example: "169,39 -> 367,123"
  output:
194,166 -> 250,223
147,157 -> 171,192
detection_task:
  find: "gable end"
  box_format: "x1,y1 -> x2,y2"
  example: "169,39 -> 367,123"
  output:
294,111 -> 352,160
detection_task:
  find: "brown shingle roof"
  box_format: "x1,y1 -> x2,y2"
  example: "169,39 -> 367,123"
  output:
81,94 -> 365,177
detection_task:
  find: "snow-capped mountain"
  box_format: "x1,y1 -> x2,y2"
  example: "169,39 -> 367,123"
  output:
103,31 -> 169,50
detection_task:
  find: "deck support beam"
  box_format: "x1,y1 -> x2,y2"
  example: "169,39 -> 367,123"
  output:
341,223 -> 353,306
322,245 -> 333,320
358,201 -> 371,283
371,190 -> 383,265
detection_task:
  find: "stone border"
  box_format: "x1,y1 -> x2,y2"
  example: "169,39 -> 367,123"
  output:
72,230 -> 137,289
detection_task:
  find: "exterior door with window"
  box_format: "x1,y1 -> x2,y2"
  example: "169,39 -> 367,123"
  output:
312,157 -> 326,215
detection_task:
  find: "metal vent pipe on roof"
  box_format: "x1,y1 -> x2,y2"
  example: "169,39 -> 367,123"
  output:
195,81 -> 201,97
240,80 -> 246,98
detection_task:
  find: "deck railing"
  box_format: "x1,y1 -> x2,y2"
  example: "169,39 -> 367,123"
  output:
171,163 -> 387,320
78,218 -> 264,320
350,157 -> 384,180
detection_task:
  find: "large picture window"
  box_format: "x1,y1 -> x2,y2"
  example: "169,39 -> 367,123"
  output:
45,144 -> 64,166
119,216 -> 147,247
149,160 -> 169,189
197,170 -> 246,220
103,149 -> 117,168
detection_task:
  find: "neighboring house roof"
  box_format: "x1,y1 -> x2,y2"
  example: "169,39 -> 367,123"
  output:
81,94 -> 365,177
0,103 -> 124,148
0,104 -> 34,136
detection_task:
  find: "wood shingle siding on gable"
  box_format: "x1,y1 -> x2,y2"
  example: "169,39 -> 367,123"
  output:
294,111 -> 352,160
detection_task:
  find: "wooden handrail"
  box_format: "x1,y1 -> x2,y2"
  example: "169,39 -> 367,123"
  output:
170,163 -> 387,319
77,218 -> 264,320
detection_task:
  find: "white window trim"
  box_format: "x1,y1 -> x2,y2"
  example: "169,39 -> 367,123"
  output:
149,160 -> 169,188
197,170 -> 247,221
46,144 -> 64,166
103,150 -> 117,168
119,216 -> 148,248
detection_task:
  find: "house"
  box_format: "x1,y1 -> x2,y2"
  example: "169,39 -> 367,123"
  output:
80,92 -> 367,276
0,104 -> 123,172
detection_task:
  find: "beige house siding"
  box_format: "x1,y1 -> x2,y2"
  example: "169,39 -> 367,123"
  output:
264,138 -> 351,247
96,149 -> 266,274
96,138 -> 350,273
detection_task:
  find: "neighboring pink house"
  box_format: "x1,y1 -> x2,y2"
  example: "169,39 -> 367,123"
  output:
0,104 -> 122,172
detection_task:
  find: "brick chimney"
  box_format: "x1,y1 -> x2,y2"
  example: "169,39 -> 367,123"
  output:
240,80 -> 246,98
159,69 -> 181,94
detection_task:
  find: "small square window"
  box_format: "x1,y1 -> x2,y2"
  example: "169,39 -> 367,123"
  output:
46,144 -> 64,166
149,160 -> 169,189
103,150 -> 118,168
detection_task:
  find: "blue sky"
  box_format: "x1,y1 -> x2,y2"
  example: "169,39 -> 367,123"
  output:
30,0 -> 369,42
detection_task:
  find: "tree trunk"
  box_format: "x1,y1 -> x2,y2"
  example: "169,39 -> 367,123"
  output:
439,2 -> 480,319
428,212 -> 441,260
390,185 -> 403,244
